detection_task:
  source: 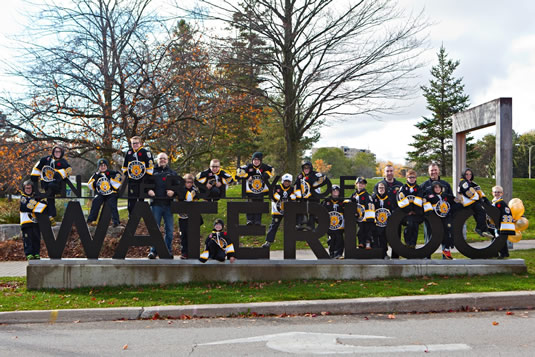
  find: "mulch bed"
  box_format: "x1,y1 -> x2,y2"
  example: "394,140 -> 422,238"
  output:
0,222 -> 184,261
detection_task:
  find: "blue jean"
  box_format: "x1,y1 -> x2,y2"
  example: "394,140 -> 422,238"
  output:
150,204 -> 174,256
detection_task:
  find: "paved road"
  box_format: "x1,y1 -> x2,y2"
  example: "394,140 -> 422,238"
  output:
2,240 -> 534,278
1,310 -> 533,356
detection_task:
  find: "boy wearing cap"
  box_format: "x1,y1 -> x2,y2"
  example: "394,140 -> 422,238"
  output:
87,158 -> 123,227
199,219 -> 236,263
236,152 -> 274,225
322,185 -> 345,258
262,173 -> 297,248
350,177 -> 375,249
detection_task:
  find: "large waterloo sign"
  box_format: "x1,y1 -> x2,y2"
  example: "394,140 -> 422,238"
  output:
37,176 -> 507,260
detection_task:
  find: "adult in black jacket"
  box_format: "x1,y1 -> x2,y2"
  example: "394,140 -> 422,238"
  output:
147,153 -> 180,259
373,164 -> 403,197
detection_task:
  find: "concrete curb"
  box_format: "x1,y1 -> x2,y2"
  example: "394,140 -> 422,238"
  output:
2,291 -> 534,324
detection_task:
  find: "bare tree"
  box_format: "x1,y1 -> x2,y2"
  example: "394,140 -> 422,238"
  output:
186,0 -> 428,172
0,0 -> 174,161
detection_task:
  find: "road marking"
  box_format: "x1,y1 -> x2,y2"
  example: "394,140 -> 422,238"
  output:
200,331 -> 471,354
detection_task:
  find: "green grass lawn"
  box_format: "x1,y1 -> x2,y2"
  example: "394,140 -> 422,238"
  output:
1,248 -> 534,312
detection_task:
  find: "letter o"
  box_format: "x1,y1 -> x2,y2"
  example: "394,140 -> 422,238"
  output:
451,202 -> 505,259
386,210 -> 443,259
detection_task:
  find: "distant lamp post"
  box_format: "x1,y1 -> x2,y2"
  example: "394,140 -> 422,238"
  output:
516,144 -> 534,179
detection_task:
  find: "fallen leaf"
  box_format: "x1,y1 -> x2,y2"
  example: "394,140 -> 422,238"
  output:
492,321 -> 499,326
426,282 -> 438,286
73,320 -> 80,323
320,311 -> 330,316
388,314 -> 396,319
123,344 -> 128,350
506,311 -> 514,315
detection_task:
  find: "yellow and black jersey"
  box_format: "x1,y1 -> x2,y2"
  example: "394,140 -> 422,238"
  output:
423,192 -> 455,218
397,183 -> 423,213
19,192 -> 47,227
322,197 -> 345,230
372,193 -> 395,227
88,170 -> 122,196
350,189 -> 375,223
31,156 -> 72,183
236,163 -> 274,195
122,146 -> 154,180
271,184 -> 297,215
196,168 -> 234,187
294,170 -> 327,200
491,198 -> 515,235
458,178 -> 486,207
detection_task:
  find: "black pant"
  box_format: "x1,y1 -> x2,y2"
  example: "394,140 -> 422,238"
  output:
127,180 -> 143,215
327,229 -> 344,258
374,226 -> 389,257
87,194 -> 120,225
42,181 -> 61,217
179,218 -> 189,255
357,221 -> 374,246
404,214 -> 423,246
202,239 -> 227,262
470,201 -> 488,232
266,216 -> 282,243
246,197 -> 263,225
22,224 -> 41,256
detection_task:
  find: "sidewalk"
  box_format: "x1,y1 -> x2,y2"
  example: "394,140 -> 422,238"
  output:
2,240 -> 535,278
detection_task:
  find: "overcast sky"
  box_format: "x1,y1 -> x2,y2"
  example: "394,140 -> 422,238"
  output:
317,0 -> 535,164
1,1 -> 534,165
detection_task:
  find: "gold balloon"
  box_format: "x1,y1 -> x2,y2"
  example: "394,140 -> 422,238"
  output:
508,230 -> 522,243
515,217 -> 529,232
508,198 -> 525,221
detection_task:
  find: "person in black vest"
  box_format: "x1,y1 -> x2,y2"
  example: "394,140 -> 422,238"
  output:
87,158 -> 122,227
236,152 -> 274,225
30,146 -> 71,221
122,136 -> 154,216
147,153 -> 179,259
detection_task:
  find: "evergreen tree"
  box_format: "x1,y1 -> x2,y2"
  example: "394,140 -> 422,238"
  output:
407,46 -> 470,175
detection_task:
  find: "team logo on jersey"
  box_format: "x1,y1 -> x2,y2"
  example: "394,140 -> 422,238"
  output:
434,200 -> 450,218
356,204 -> 366,222
127,160 -> 146,179
27,199 -> 37,210
466,187 -> 476,198
96,177 -> 113,195
41,165 -> 56,182
300,180 -> 311,198
375,208 -> 391,227
275,200 -> 285,214
249,175 -> 264,193
329,211 -> 344,230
